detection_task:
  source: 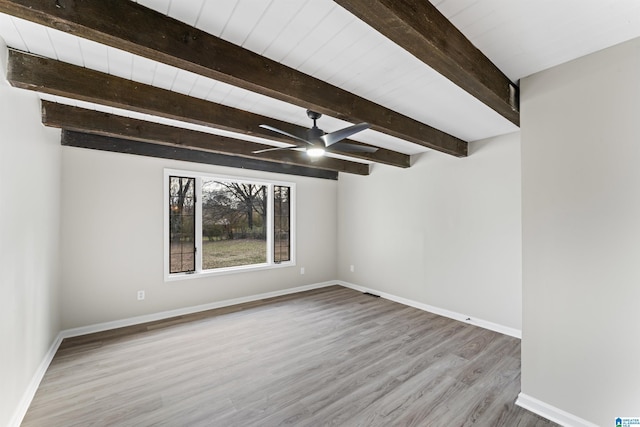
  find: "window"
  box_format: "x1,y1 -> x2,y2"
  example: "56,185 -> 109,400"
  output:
273,185 -> 291,263
165,169 -> 295,280
168,177 -> 196,273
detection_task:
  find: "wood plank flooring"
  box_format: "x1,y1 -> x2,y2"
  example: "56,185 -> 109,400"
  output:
22,286 -> 555,426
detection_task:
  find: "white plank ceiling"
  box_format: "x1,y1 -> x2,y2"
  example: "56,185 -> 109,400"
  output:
1,0 -> 640,161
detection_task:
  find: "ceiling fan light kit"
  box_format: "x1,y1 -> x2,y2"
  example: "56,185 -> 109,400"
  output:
306,147 -> 326,158
255,109 -> 374,158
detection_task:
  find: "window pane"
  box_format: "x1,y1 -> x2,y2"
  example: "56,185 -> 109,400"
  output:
169,176 -> 195,273
274,185 -> 290,263
201,180 -> 267,270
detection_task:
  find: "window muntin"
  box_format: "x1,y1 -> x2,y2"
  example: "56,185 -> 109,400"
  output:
165,170 -> 295,280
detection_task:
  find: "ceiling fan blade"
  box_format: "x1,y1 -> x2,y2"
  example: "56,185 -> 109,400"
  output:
259,124 -> 313,146
330,141 -> 378,153
252,145 -> 300,154
321,122 -> 370,147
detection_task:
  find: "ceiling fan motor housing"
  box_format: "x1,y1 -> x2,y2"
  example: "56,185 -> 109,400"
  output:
307,126 -> 325,142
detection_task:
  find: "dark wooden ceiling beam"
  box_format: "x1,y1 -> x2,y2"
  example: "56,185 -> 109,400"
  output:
62,130 -> 340,180
42,101 -> 370,176
334,0 -> 519,126
6,49 -> 406,168
0,0 -> 466,157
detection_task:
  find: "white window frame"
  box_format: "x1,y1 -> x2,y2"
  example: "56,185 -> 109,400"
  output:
164,168 -> 296,281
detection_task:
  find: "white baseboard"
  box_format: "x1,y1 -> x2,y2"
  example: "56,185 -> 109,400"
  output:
515,393 -> 599,427
61,281 -> 337,339
8,332 -> 64,427
336,280 -> 522,339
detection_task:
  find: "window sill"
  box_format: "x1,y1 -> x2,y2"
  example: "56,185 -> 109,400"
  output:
165,261 -> 295,282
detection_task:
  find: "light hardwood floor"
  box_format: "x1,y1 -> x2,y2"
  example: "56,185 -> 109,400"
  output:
22,286 -> 555,426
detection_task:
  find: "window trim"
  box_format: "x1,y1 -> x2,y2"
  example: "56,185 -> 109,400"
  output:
164,168 -> 296,281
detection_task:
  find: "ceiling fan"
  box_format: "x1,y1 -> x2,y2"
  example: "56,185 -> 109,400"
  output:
253,110 -> 376,158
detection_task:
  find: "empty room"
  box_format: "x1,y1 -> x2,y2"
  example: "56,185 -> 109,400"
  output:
1,1 -> 639,426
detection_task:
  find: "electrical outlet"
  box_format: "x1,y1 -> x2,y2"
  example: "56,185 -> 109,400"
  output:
350,265 -> 355,273
300,267 -> 305,275
137,290 -> 145,301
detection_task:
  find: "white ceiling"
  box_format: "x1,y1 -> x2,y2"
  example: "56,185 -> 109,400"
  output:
1,0 -> 639,159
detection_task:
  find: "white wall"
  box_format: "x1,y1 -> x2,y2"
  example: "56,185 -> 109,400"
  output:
60,146 -> 338,329
521,37 -> 640,425
337,132 -> 522,332
0,44 -> 62,426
